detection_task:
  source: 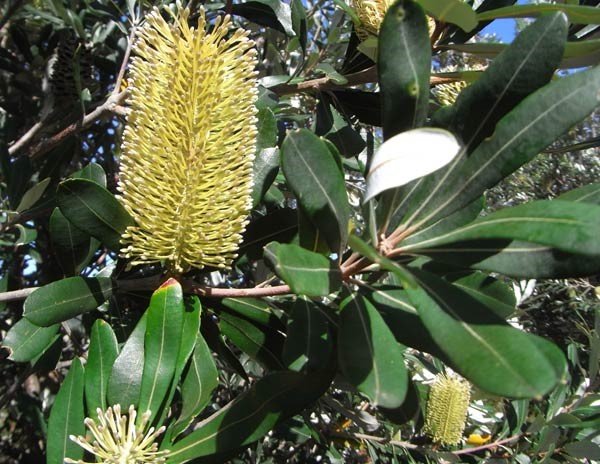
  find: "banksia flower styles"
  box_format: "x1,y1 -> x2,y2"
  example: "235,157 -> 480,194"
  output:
424,373 -> 471,445
353,0 -> 395,38
66,405 -> 169,464
118,6 -> 258,273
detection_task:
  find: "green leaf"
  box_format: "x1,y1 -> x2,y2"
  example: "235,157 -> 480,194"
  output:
451,272 -> 515,319
46,358 -> 85,464
291,0 -> 307,52
23,276 -> 114,326
256,108 -> 277,153
220,311 -> 284,370
338,293 -> 408,408
558,183 -> 600,205
264,242 -> 342,296
57,178 -> 133,251
222,298 -> 282,329
477,3 -> 600,23
239,208 -> 297,260
281,129 -> 350,253
231,0 -> 295,36
417,0 -> 477,31
414,239 -> 600,279
282,297 -> 332,372
403,58 -> 600,229
252,148 -> 280,208
167,370 -> 332,463
365,285 -> 445,358
16,177 -> 50,212
2,317 -> 60,362
170,333 -> 218,440
49,208 -> 92,276
402,200 -> 600,256
85,320 -> 118,414
378,0 -> 431,139
107,314 -> 147,408
15,224 -> 36,246
156,295 -> 202,429
404,269 -> 565,398
70,162 -> 106,188
564,440 -> 600,460
138,278 -> 185,420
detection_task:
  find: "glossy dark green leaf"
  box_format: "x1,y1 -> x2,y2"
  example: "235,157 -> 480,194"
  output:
220,311 -> 284,370
16,177 -> 50,212
264,242 -> 342,296
2,317 -> 60,362
47,358 -> 85,464
404,269 -> 566,398
170,333 -> 218,440
256,108 -> 277,153
23,276 -> 113,326
239,208 -> 297,261
365,285 -> 444,358
231,0 -> 294,36
252,148 -> 280,208
168,370 -> 333,463
451,272 -> 515,319
315,99 -> 365,157
85,319 -> 118,414
156,295 -> 202,428
283,297 -> 332,372
49,208 -> 92,276
71,161 -> 106,187
415,239 -> 600,279
564,440 -> 600,459
222,298 -> 282,329
291,0 -> 307,52
57,178 -> 133,251
417,0 -> 477,31
338,293 -> 408,408
281,129 -> 350,253
202,317 -> 249,382
378,0 -> 431,139
332,90 -> 381,126
107,314 -> 147,408
403,200 -> 600,256
405,63 -> 600,229
138,278 -> 185,418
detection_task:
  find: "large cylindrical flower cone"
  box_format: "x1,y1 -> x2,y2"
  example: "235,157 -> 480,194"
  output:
118,6 -> 258,273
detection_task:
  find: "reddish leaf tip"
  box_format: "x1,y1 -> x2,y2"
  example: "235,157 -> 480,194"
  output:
159,278 -> 180,289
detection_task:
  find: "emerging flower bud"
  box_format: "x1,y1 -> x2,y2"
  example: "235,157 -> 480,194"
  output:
118,6 -> 258,273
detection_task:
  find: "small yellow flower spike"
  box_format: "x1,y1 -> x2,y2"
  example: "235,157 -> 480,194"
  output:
118,6 -> 258,273
423,373 -> 471,446
65,404 -> 169,464
353,0 -> 436,39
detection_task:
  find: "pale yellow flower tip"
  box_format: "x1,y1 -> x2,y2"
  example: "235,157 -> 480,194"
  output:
423,373 -> 471,445
65,404 -> 169,464
118,6 -> 258,273
353,0 -> 435,39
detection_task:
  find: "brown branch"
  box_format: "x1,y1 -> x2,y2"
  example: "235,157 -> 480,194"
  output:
10,91 -> 127,160
270,66 -> 459,96
189,283 -> 291,298
453,434 -> 521,455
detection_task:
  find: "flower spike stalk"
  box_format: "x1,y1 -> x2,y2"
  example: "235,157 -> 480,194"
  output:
118,6 -> 258,273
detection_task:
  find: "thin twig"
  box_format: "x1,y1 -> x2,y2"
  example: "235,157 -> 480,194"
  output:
453,434 -> 521,455
113,25 -> 138,96
189,283 -> 291,298
270,66 -> 458,96
0,287 -> 37,302
11,91 -> 127,159
7,120 -> 45,154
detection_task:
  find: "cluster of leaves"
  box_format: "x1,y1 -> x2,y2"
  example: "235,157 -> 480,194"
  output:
2,0 -> 600,462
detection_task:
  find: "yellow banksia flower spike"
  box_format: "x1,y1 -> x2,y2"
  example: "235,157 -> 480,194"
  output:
353,0 -> 436,39
65,404 -> 169,464
423,373 -> 471,446
118,6 -> 258,273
